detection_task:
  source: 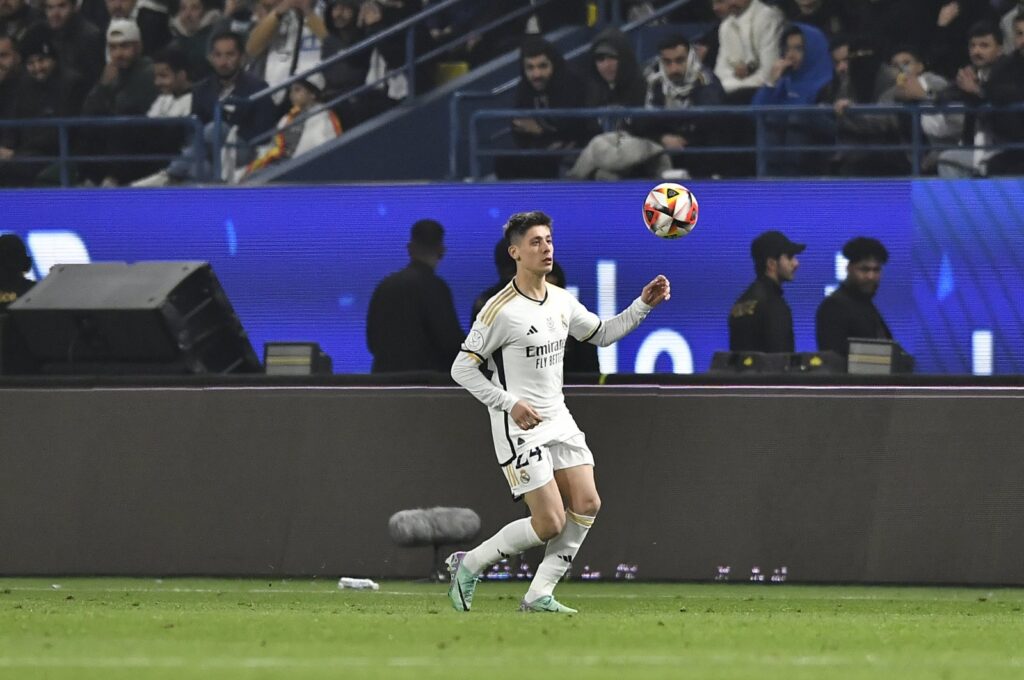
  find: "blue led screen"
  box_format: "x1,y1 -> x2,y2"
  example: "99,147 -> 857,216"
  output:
3,179 -> 1022,374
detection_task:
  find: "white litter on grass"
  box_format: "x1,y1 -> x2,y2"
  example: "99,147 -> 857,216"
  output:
337,577 -> 379,591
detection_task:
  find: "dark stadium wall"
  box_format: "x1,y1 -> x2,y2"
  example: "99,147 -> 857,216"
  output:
1,385 -> 1022,584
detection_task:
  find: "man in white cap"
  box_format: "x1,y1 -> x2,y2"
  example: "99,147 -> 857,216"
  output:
82,18 -> 157,184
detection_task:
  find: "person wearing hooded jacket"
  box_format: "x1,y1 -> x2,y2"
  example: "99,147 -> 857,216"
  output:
495,36 -> 589,180
583,27 -> 646,110
752,22 -> 834,175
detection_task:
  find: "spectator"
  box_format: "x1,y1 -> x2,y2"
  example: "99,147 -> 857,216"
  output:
838,0 -> 928,72
728,230 -> 804,353
495,36 -> 588,180
715,0 -> 785,101
1002,0 -> 1023,53
247,0 -> 327,106
546,261 -> 600,375
319,0 -> 369,96
471,237 -> 516,322
782,0 -> 845,37
169,30 -> 279,181
366,219 -> 464,373
638,33 -> 726,178
81,19 -> 158,185
348,0 -> 417,125
90,0 -> 172,56
148,45 -> 193,117
984,13 -> 1024,174
752,23 -> 834,175
820,35 -> 906,176
43,0 -> 105,88
0,0 -> 41,43
936,21 -> 1003,177
0,35 -> 24,120
927,0 -> 999,79
244,71 -> 341,177
816,237 -> 893,357
0,30 -> 86,186
169,0 -> 222,81
584,27 -> 646,110
692,0 -> 733,69
882,47 -> 953,171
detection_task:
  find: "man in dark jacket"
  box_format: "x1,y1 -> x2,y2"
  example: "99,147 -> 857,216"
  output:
43,0 -> 105,87
816,237 -> 893,356
81,18 -> 158,184
729,230 -> 805,353
366,219 -> 464,374
495,36 -> 589,179
0,30 -> 86,186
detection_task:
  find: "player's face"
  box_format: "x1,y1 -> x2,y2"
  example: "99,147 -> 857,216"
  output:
524,54 -> 553,92
847,257 -> 882,296
658,44 -> 688,84
512,225 -> 553,276
775,253 -> 798,282
969,35 -> 1000,69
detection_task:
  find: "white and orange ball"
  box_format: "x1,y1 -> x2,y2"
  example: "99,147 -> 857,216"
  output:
642,183 -> 699,239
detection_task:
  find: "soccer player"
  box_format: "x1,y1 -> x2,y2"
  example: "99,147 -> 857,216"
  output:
447,210 -> 671,614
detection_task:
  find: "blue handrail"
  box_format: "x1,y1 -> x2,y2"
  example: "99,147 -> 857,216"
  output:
0,115 -> 207,187
465,103 -> 1024,179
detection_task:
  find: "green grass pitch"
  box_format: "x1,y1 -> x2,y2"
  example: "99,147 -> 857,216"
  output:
1,578 -> 1022,679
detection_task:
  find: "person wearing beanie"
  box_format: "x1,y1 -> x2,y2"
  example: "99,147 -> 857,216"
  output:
0,28 -> 85,186
816,237 -> 894,356
243,70 -> 341,177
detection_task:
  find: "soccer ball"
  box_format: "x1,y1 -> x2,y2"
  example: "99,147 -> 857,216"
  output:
642,183 -> 699,239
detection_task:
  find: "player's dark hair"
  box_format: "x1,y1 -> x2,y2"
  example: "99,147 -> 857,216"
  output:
493,237 -> 515,277
153,45 -> 189,75
967,21 -> 1000,42
842,237 -> 888,265
504,211 -> 552,244
656,34 -> 689,53
209,29 -> 244,54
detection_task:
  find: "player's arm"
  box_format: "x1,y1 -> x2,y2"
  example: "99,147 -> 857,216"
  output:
573,275 -> 671,347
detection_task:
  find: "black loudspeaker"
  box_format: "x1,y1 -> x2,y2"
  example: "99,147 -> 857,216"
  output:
7,262 -> 261,375
709,350 -> 845,375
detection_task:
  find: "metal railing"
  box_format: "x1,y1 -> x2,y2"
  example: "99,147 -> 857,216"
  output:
214,0 -> 574,180
448,0 -> 697,178
0,116 -> 207,186
465,103 -> 1024,179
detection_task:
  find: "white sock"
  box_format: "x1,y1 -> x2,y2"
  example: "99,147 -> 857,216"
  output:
525,510 -> 595,602
463,517 -> 544,575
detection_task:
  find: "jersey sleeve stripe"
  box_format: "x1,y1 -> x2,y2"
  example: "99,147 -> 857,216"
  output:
481,289 -> 516,326
460,349 -> 484,363
581,320 -> 602,343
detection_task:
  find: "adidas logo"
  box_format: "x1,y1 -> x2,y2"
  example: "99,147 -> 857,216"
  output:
526,326 -> 539,335
558,554 -> 573,564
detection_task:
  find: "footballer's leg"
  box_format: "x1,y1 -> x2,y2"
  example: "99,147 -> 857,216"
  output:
448,455 -> 559,612
522,459 -> 599,614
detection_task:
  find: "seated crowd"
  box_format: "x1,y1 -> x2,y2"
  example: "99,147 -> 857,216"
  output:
1,0 -> 1022,184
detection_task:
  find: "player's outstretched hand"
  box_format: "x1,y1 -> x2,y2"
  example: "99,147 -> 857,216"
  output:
511,400 -> 543,430
641,275 -> 671,307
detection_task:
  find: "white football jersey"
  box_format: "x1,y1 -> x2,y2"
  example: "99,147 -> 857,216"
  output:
464,281 -> 600,412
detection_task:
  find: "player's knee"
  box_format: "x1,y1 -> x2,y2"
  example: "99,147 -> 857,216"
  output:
573,494 -> 601,517
533,510 -> 565,541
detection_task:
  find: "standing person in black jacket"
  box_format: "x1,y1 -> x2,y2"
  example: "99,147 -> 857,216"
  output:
729,230 -> 805,353
816,237 -> 893,356
366,219 -> 464,374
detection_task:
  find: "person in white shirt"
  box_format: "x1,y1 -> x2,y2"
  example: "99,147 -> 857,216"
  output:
246,0 -> 326,104
147,45 -> 192,118
714,0 -> 785,101
446,210 -> 671,614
